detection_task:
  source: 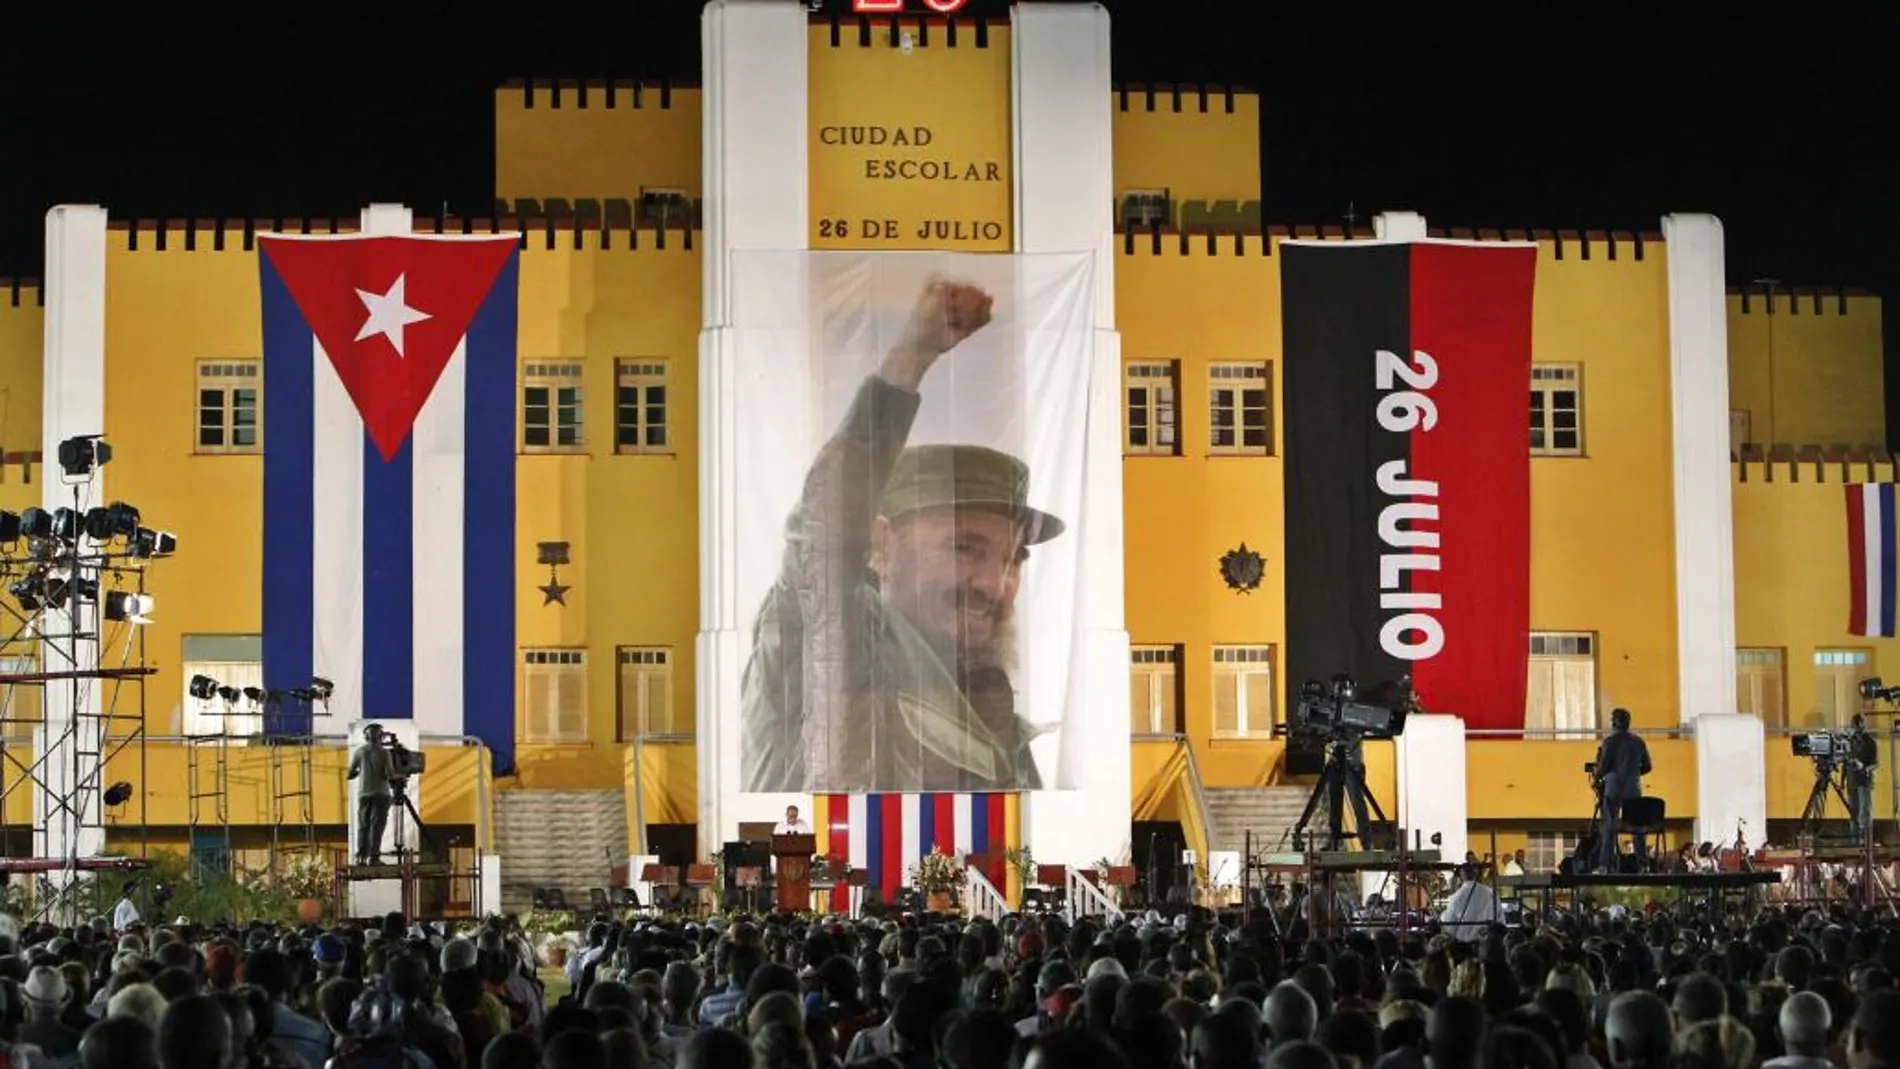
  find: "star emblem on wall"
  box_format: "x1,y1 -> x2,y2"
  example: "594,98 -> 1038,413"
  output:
1219,543 -> 1266,594
537,541 -> 571,607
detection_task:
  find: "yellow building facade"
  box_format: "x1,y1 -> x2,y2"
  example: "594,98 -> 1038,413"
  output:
0,5 -> 1890,899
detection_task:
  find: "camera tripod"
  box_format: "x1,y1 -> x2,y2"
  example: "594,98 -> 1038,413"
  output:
1291,737 -> 1388,851
387,779 -> 438,860
1798,758 -> 1860,842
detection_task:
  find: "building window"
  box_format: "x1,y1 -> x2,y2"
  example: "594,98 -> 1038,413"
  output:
181,659 -> 264,739
1531,365 -> 1583,456
1526,632 -> 1597,732
1524,831 -> 1583,874
615,360 -> 671,455
1125,362 -> 1179,456
617,647 -> 681,740
1120,189 -> 1173,230
1130,645 -> 1180,735
638,188 -> 693,228
0,652 -> 37,746
1813,648 -> 1873,727
1736,648 -> 1787,728
523,360 -> 585,452
523,649 -> 588,743
1208,363 -> 1272,456
1212,645 -> 1274,738
197,361 -> 262,454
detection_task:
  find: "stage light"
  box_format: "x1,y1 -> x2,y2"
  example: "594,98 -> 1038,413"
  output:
0,511 -> 18,543
188,674 -> 220,701
41,576 -> 71,610
9,576 -> 44,611
56,434 -> 111,478
310,677 -> 335,701
216,685 -> 240,704
103,782 -> 133,807
105,502 -> 141,539
105,592 -> 154,624
70,576 -> 100,601
82,507 -> 113,541
49,508 -> 80,543
17,508 -> 52,540
130,528 -> 177,558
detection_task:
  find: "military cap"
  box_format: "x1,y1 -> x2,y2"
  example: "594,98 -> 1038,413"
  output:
879,443 -> 1064,545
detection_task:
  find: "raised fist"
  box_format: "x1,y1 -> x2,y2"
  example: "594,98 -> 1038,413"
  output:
903,277 -> 995,357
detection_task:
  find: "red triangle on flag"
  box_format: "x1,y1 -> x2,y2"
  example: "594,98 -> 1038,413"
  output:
260,236 -> 517,460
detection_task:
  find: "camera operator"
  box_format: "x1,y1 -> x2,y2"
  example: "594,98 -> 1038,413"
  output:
348,722 -> 394,864
1847,713 -> 1879,840
1592,707 -> 1652,872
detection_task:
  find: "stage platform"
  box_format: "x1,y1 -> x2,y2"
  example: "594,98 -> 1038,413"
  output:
1500,871 -> 1780,891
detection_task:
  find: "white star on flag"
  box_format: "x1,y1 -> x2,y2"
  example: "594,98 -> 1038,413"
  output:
354,274 -> 432,357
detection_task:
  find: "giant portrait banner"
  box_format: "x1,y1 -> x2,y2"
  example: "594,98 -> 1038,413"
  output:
731,252 -> 1095,793
1280,242 -> 1537,733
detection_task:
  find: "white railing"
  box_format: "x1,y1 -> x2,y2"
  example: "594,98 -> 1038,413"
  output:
1065,869 -> 1117,920
964,866 -> 1008,922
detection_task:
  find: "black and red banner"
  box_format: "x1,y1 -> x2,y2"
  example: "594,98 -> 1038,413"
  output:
1281,242 -> 1537,734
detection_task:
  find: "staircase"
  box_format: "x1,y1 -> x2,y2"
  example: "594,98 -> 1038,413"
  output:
494,789 -> 628,914
1204,786 -> 1324,858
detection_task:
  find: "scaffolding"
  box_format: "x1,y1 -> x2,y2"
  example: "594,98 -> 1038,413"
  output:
184,724 -> 232,875
0,459 -> 159,924
268,734 -> 317,863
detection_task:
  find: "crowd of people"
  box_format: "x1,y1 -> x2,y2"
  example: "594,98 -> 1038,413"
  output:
3,896 -> 1900,1069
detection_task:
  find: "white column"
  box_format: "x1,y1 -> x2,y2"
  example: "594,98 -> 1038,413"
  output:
698,0 -> 809,855
1374,211 -> 1428,243
1694,713 -> 1764,848
1662,214 -> 1737,725
1395,714 -> 1467,860
1012,2 -> 1129,869
34,205 -> 110,868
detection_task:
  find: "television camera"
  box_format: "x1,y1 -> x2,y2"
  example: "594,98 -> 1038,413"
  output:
1792,731 -> 1856,762
1291,675 -> 1414,741
377,729 -> 427,783
1287,674 -> 1417,852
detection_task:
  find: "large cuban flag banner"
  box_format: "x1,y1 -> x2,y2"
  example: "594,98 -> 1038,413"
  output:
257,235 -> 520,774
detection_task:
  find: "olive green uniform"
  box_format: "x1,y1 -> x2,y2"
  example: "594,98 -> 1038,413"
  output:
740,375 -> 1054,792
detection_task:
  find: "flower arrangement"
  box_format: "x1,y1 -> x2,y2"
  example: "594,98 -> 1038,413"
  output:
910,848 -> 964,893
278,853 -> 335,901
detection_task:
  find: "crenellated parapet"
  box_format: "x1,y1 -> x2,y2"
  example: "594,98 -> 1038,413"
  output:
1733,444 -> 1899,484
98,199 -> 704,255
1113,202 -> 1664,261
497,78 -> 697,110
1,277 -> 40,308
812,11 -> 1008,48
1115,83 -> 1254,114
1729,284 -> 1872,317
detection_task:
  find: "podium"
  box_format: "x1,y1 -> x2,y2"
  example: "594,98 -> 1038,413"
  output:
773,834 -> 816,912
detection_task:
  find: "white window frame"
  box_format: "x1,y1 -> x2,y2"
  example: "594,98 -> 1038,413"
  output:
617,647 -> 680,740
196,360 -> 262,455
1525,831 -> 1583,874
1526,631 -> 1598,733
522,360 -> 585,453
1120,188 -> 1173,229
1211,645 -> 1275,739
1130,645 -> 1179,735
181,659 -> 265,739
614,359 -> 672,455
1208,362 -> 1272,456
1531,364 -> 1583,456
1736,648 -> 1787,728
1125,361 -> 1180,456
1812,648 -> 1873,728
523,648 -> 589,743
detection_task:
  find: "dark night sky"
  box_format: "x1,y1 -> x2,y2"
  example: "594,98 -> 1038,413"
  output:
1,2 -> 1894,294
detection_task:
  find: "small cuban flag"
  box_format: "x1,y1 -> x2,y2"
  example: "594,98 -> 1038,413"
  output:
257,235 -> 520,774
1847,483 -> 1898,639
